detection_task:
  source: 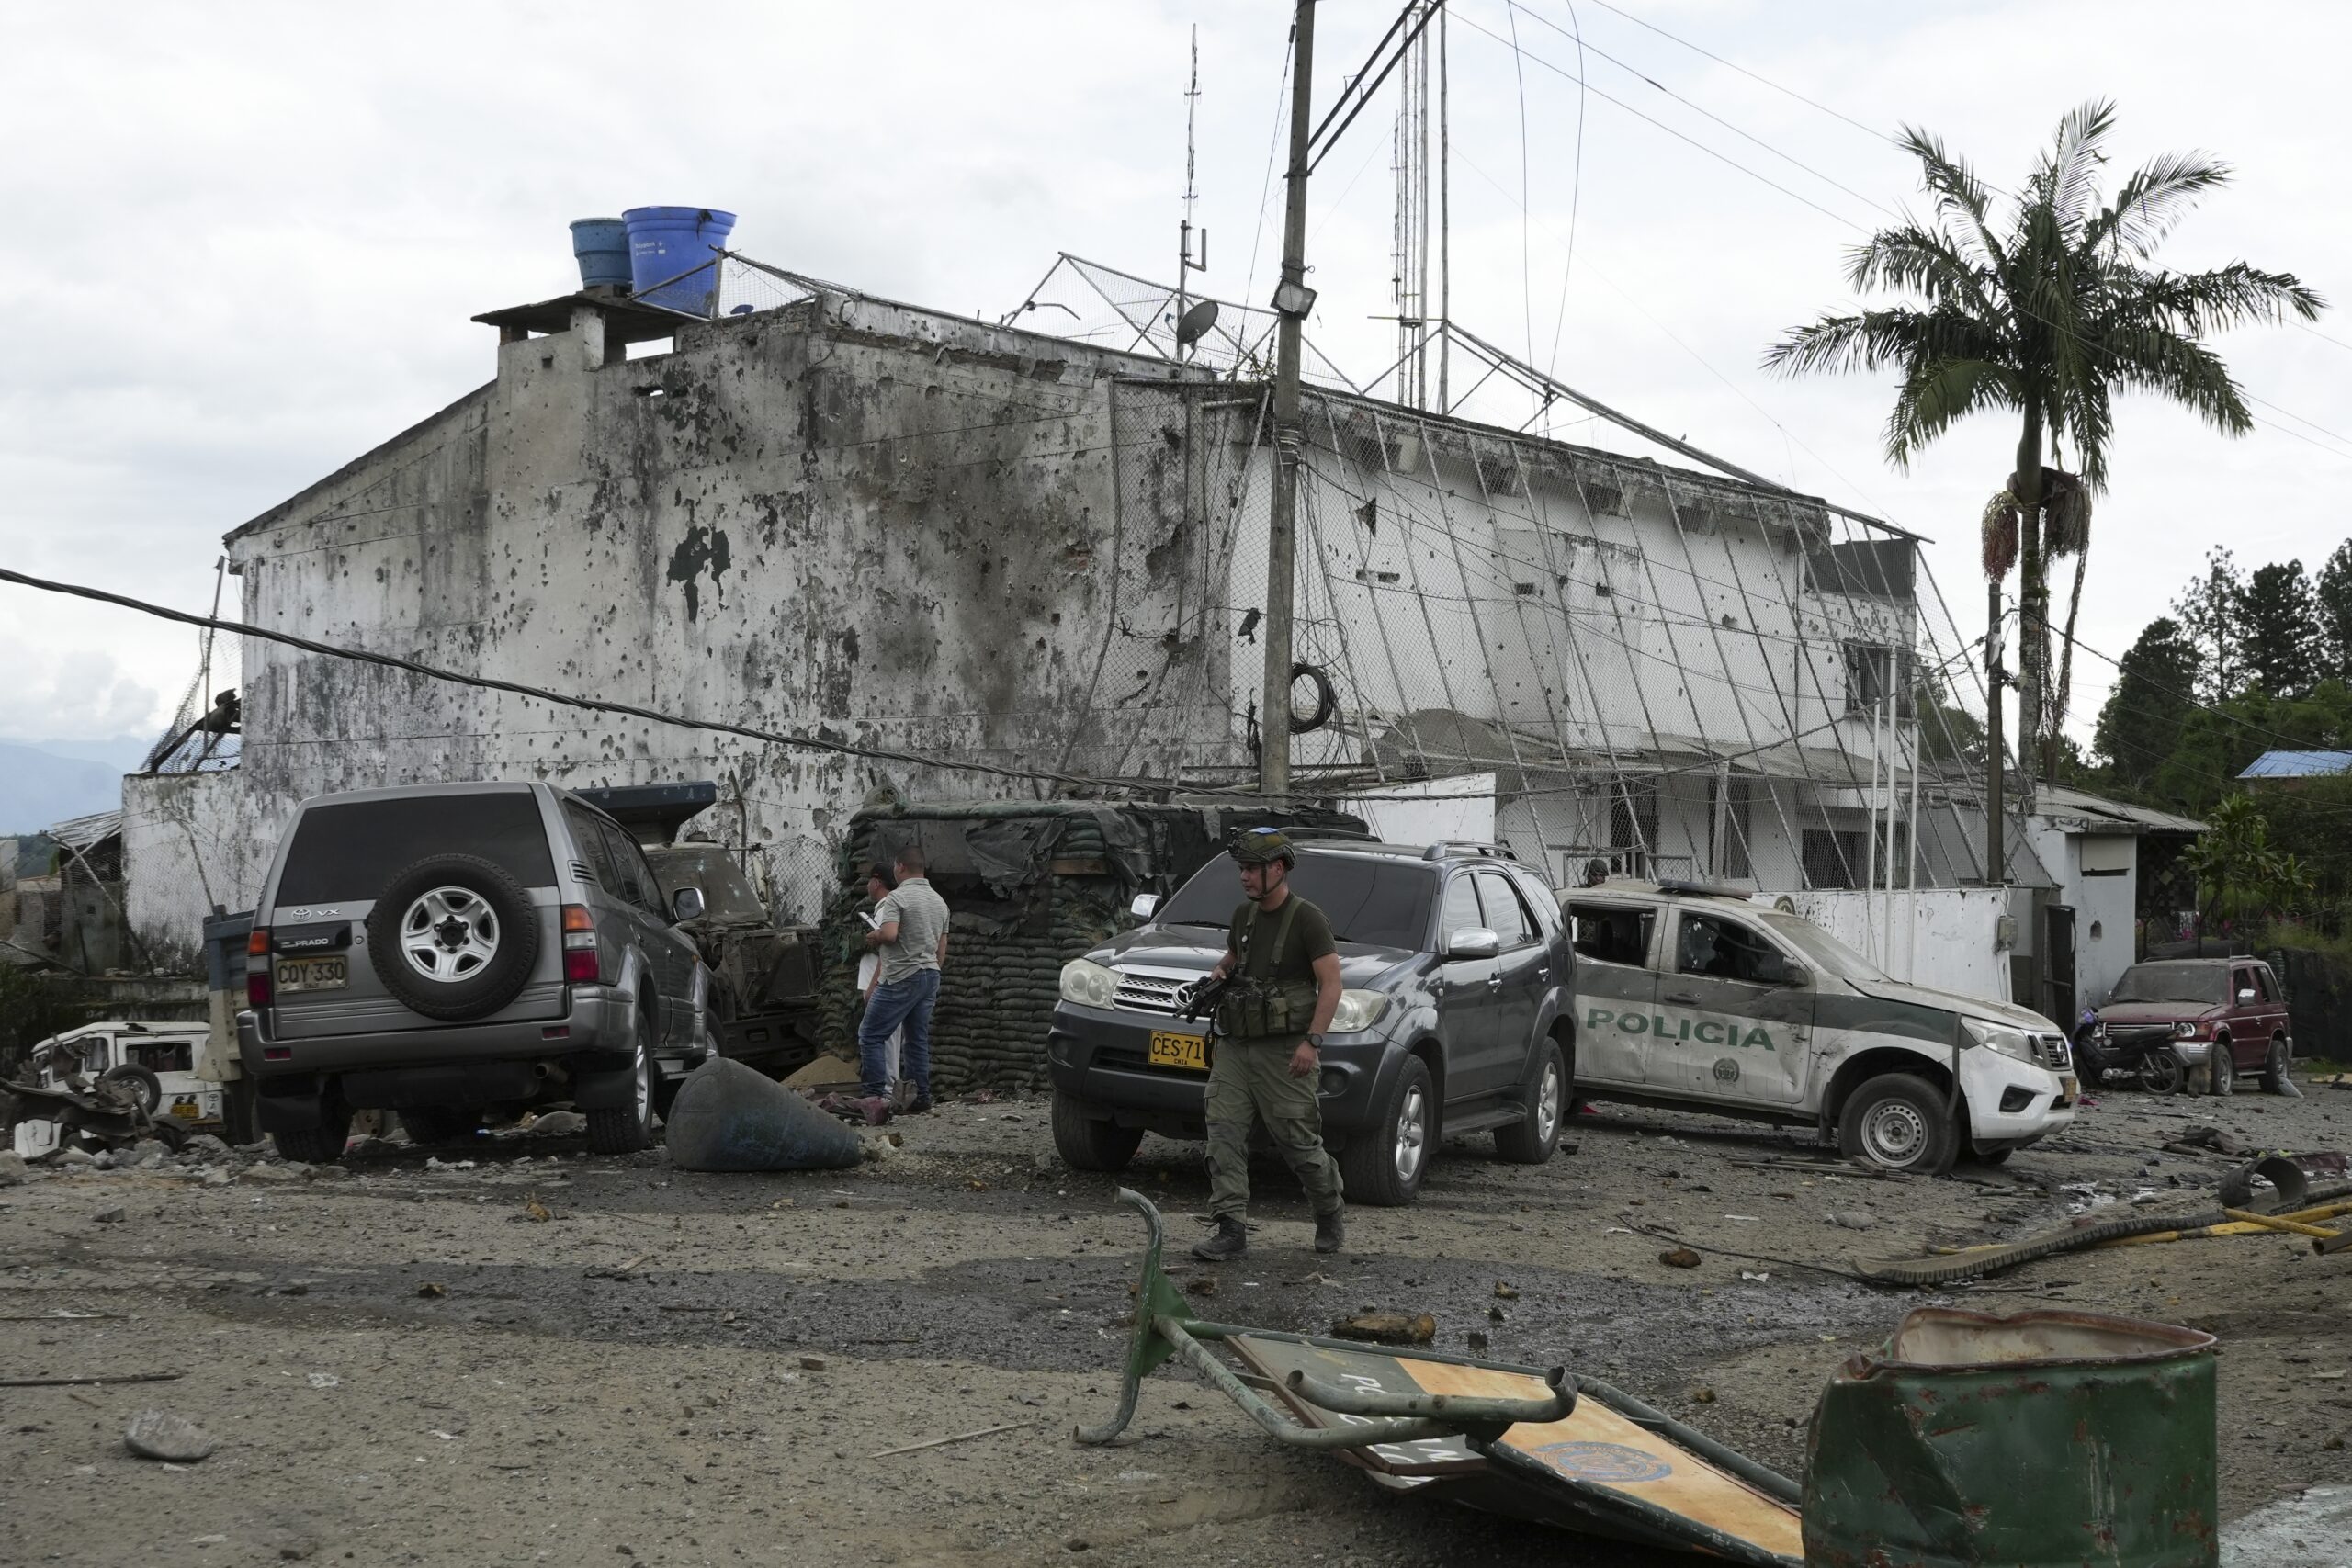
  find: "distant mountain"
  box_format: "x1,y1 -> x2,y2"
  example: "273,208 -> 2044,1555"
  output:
0,738 -> 145,836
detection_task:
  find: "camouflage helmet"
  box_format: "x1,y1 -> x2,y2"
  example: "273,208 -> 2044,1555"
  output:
1232,826 -> 1297,866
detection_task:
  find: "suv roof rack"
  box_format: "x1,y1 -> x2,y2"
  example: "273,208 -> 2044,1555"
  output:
1420,841 -> 1519,862
1278,826 -> 1380,843
1656,877 -> 1757,900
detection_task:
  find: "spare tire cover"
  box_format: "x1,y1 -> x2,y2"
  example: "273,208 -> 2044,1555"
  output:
366,853 -> 542,1022
664,1057 -> 864,1171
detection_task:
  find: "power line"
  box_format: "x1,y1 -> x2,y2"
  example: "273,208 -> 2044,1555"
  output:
0,563 -> 1274,802
1455,11 -> 2352,469
1581,0 -> 1893,147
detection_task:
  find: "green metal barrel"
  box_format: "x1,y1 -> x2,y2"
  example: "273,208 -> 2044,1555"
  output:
1802,1308 -> 2218,1568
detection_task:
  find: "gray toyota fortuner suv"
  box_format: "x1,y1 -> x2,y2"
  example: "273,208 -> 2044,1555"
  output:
1047,839 -> 1576,1204
239,783 -> 712,1162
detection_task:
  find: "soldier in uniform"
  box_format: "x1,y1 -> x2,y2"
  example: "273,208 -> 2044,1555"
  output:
1192,828 -> 1346,1261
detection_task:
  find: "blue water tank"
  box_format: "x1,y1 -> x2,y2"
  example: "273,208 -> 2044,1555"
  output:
569,217 -> 632,289
624,206 -> 737,315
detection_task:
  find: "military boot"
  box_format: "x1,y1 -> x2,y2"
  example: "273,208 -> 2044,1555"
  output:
1192,1215 -> 1249,1262
1314,1207 -> 1346,1255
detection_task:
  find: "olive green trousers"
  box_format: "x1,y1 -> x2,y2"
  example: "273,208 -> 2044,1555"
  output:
1204,1037 -> 1344,1221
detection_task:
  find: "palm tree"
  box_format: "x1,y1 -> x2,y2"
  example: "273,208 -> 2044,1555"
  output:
1765,101 -> 2322,790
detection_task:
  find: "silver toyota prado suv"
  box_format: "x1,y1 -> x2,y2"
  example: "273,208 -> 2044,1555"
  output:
239,783 -> 713,1161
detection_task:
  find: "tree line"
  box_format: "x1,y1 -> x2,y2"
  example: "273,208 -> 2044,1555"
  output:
2084,539 -> 2352,919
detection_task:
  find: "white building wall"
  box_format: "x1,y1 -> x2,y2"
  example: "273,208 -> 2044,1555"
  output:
1788,886 -> 2014,1002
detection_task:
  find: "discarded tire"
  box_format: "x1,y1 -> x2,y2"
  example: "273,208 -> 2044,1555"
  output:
663,1056 -> 864,1171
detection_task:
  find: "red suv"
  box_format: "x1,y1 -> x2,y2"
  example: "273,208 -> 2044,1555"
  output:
2091,958 -> 2295,1096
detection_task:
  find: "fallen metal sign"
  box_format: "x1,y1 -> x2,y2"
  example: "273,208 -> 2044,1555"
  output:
1077,1190 -> 1803,1566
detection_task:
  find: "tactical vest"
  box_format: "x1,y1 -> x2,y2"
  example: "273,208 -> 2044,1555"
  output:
1214,897 -> 1320,1040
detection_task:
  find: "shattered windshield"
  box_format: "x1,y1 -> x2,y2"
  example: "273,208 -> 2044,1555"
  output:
1751,909 -> 1890,983
1155,852 -> 1437,952
2110,964 -> 2228,1006
644,846 -> 770,923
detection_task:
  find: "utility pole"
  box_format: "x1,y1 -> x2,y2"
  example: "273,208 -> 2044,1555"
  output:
1984,581 -> 2006,885
1259,0 -> 1318,799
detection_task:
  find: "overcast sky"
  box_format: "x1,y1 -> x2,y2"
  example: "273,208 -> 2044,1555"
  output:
4,0 -> 2346,756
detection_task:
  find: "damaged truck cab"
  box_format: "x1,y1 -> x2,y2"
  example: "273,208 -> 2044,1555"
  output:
1563,880 -> 2076,1174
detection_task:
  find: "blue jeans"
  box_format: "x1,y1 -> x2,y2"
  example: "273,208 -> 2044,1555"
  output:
859,969 -> 938,1100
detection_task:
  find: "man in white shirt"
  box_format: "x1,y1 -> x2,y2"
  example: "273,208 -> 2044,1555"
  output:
859,847 -> 949,1112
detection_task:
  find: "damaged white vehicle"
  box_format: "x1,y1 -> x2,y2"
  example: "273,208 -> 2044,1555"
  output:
1562,881 -> 2075,1173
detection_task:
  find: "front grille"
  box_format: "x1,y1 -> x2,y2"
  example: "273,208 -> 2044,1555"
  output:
1111,969 -> 1192,1016
2032,1032 -> 2072,1071
2107,1025 -> 2171,1045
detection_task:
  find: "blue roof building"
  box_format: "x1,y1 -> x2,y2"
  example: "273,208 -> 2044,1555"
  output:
2237,750 -> 2352,781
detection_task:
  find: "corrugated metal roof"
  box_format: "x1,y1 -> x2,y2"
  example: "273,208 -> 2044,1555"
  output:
2237,750 -> 2352,779
44,811 -> 122,852
2030,785 -> 2205,836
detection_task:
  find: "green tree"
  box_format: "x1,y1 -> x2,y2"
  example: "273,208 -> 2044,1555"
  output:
2091,615 -> 2199,790
2241,558 -> 2321,696
2183,793 -> 2312,943
2171,547 -> 2248,703
2316,539 -> 2352,688
1765,102 -> 2322,788
2154,678 -> 2352,811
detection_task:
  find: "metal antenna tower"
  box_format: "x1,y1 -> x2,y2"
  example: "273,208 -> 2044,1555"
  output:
1390,4 -> 1432,408
1174,25 -> 1208,362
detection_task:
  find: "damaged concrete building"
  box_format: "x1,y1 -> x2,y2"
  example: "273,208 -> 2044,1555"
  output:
122,245 -> 2042,1002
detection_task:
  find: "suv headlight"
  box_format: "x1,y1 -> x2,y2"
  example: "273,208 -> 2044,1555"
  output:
1962,1018 -> 2038,1066
1329,990 -> 1391,1033
1058,959 -> 1118,1009
2173,1021 -> 2200,1039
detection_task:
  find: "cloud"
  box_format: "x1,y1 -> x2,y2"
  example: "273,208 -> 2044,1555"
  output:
0,633 -> 167,741
2,0 -> 2346,760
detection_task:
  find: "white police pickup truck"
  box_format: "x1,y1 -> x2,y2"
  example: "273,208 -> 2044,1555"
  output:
1562,880 -> 2075,1173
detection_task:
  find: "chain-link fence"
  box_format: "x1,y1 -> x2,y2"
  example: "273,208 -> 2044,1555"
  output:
1101,378 -> 2023,923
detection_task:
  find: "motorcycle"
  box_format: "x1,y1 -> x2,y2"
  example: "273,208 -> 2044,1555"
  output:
2073,1005 -> 2186,1095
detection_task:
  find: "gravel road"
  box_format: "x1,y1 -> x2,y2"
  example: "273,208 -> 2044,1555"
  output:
5,1077 -> 2350,1566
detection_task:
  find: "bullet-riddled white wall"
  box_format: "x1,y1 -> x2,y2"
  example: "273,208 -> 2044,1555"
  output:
1788,886 -> 2015,1003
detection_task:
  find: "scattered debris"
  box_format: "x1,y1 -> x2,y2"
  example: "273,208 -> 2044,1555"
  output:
522,1194 -> 552,1223
1332,1311 -> 1437,1345
416,1282 -> 447,1299
94,1207 -> 126,1224
0,1371 -> 184,1389
868,1418 -> 1035,1459
124,1409 -> 218,1462
1659,1248 -> 1702,1269
1182,1276 -> 1218,1297
527,1111 -> 585,1137
1493,1281 -> 1520,1301
306,1373 -> 340,1389
1077,1192 -> 1802,1562
1826,1212 -> 1877,1232
797,1355 -> 828,1371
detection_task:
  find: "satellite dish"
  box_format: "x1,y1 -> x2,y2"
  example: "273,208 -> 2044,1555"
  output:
1175,298 -> 1220,347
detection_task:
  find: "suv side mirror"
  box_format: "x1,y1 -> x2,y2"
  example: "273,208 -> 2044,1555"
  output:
1447,927 -> 1501,960
1130,893 -> 1160,920
1777,959 -> 1810,989
2236,987 -> 2256,1005
671,886 -> 707,924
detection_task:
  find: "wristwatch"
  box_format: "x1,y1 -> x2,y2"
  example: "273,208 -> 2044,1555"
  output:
1306,1032 -> 1326,1049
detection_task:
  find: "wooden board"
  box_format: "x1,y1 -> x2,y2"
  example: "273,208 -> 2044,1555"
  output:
1227,1336 -> 1801,1562
1408,1359 -> 1804,1561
